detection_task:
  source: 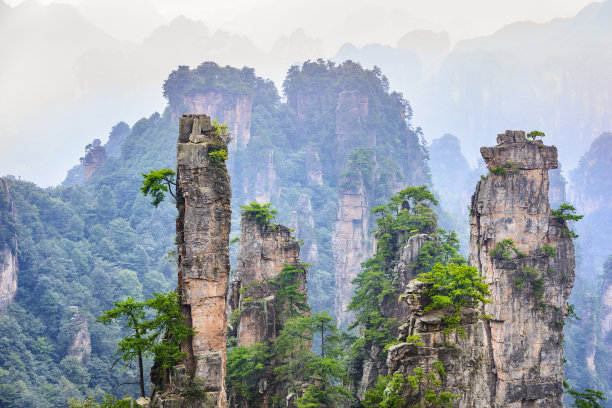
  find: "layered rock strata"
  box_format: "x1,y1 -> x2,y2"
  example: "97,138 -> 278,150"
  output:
227,215 -> 307,407
152,114 -> 232,408
469,130 -> 575,407
229,216 -> 303,346
0,178 -> 18,312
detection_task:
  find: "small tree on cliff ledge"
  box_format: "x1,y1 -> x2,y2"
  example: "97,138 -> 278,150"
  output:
140,168 -> 176,208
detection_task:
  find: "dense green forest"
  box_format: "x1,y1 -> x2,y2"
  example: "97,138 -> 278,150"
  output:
0,60 -> 610,407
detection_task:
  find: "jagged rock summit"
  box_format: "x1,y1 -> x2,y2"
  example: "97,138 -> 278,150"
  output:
470,130 -> 574,407
151,114 -> 232,408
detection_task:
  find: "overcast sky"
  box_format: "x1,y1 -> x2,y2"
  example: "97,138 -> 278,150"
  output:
0,0 -> 603,186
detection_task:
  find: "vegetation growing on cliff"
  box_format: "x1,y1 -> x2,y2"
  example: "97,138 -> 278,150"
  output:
240,202 -> 278,228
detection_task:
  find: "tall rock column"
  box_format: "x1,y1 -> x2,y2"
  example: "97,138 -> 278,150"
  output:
154,114 -> 232,407
230,216 -> 302,346
469,130 -> 575,407
0,178 -> 18,313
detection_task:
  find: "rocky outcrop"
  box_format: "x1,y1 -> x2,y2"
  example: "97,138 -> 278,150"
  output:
0,178 -> 18,312
230,216 -> 302,346
176,92 -> 253,153
228,214 -> 307,407
82,139 -> 106,181
335,91 -> 372,173
387,280 -> 490,407
356,234 -> 432,399
469,130 -> 574,407
151,114 -> 232,408
66,306 -> 91,363
332,178 -> 370,327
290,195 -> 318,264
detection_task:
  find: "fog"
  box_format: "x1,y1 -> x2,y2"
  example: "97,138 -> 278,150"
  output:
0,0 -> 606,186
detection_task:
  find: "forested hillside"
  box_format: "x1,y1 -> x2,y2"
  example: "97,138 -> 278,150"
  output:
0,60 -> 435,406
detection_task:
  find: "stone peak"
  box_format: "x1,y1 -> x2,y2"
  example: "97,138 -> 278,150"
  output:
481,129 -> 558,170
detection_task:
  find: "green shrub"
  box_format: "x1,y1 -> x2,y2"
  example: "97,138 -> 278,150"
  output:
240,202 -> 277,227
208,148 -> 228,163
490,239 -> 525,260
527,130 -> 545,140
417,263 -> 491,335
540,246 -> 556,258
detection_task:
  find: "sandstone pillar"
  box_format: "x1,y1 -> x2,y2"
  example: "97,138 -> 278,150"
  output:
469,130 -> 575,407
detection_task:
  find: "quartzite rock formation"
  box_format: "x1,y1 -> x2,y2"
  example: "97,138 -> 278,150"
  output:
228,214 -> 307,407
229,215 -> 303,346
469,130 -> 575,407
0,178 -> 18,312
151,114 -> 232,408
387,279 -> 490,407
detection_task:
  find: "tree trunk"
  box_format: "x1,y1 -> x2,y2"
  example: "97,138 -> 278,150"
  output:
138,351 -> 145,397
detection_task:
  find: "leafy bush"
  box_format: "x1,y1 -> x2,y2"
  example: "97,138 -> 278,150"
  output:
552,204 -> 584,222
490,239 -> 525,260
417,263 -> 491,334
240,202 -> 277,227
140,168 -> 176,208
208,148 -> 228,164
540,245 -> 556,258
527,130 -> 545,140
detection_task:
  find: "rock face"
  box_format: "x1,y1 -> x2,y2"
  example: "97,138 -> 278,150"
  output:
66,306 -> 92,363
387,280 -> 490,408
469,130 -> 575,407
0,178 -> 18,312
177,92 -> 253,153
356,234 -> 432,399
332,179 -> 370,327
229,216 -> 303,347
228,215 -> 307,407
151,114 -> 232,408
83,139 -> 106,181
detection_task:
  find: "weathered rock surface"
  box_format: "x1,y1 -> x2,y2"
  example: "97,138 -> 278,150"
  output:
152,114 -> 231,408
230,216 -> 302,346
66,306 -> 91,363
228,214 -> 307,407
387,279 -> 490,408
357,233 -> 434,399
0,178 -> 18,312
469,130 -> 574,407
83,139 -> 106,181
176,92 -> 253,153
332,181 -> 370,327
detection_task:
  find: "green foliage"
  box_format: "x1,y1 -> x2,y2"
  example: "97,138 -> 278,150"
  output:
566,303 -> 581,321
513,267 -> 544,301
276,263 -> 310,318
417,263 -> 491,335
208,148 -> 228,164
564,381 -> 607,408
413,229 -> 466,275
540,245 -> 556,258
97,292 -> 195,396
226,342 -> 270,405
240,202 -> 277,227
363,373 -> 405,408
211,120 -> 231,145
140,168 -> 176,208
69,395 -> 133,408
552,204 -> 584,222
490,239 -> 525,260
527,130 -> 546,140
490,167 -> 507,176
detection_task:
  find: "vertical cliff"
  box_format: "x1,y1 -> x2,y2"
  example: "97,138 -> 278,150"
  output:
598,258 -> 612,384
228,213 -> 307,407
469,130 -> 574,407
179,92 -> 253,153
83,139 -> 106,181
66,306 -> 92,363
152,114 -> 232,408
230,216 -> 303,346
0,178 -> 18,313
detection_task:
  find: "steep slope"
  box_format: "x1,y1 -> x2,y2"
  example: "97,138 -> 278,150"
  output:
0,178 -> 18,312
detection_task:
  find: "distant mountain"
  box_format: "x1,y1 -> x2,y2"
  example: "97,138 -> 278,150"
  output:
332,0 -> 612,171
